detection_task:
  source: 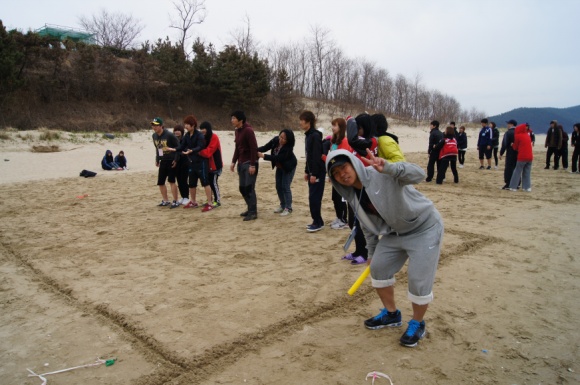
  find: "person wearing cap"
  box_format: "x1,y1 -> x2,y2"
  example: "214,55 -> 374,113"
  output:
151,117 -> 180,207
545,120 -> 562,169
326,149 -> 443,348
230,110 -> 259,221
477,118 -> 493,170
500,119 -> 518,190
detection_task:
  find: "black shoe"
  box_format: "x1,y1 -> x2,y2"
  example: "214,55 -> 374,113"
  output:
544,166 -> 550,169
486,166 -> 491,170
364,309 -> 402,330
501,185 -> 509,190
240,211 -> 249,217
243,213 -> 257,221
425,178 -> 432,182
400,320 -> 426,347
479,166 -> 484,169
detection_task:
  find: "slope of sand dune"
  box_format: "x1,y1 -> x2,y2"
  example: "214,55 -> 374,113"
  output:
0,127 -> 578,385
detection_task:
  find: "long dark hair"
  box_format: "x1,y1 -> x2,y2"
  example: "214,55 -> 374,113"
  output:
331,118 -> 346,144
280,129 -> 295,148
200,121 -> 213,145
355,113 -> 376,139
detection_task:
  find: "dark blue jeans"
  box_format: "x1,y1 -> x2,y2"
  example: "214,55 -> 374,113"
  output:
308,175 -> 325,226
275,167 -> 295,210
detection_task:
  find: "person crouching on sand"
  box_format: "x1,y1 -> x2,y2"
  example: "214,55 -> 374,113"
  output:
326,149 -> 444,347
102,150 -> 122,170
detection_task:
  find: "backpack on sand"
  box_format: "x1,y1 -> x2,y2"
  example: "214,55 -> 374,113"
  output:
80,169 -> 97,178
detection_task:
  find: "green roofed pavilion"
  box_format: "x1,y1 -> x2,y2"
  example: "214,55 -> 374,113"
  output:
35,24 -> 95,44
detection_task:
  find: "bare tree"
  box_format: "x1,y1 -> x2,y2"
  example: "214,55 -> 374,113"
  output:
229,14 -> 258,55
79,9 -> 144,50
169,0 -> 206,55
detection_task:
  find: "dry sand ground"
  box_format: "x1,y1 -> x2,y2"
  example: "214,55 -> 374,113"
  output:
1,127 -> 579,385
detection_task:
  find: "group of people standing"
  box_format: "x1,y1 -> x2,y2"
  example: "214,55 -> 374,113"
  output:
151,116 -> 223,211
544,120 -> 580,173
426,120 -> 465,184
149,109 -> 444,348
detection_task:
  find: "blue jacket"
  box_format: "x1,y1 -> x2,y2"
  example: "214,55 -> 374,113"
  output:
477,126 -> 493,148
101,150 -> 117,170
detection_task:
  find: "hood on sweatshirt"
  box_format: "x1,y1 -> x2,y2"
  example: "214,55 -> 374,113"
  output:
515,123 -> 528,135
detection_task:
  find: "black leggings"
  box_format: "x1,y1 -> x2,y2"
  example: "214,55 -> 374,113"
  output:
347,205 -> 368,259
493,147 -> 499,166
331,187 -> 347,223
458,150 -> 466,165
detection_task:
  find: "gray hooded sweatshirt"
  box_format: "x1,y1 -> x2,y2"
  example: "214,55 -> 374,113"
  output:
326,149 -> 440,257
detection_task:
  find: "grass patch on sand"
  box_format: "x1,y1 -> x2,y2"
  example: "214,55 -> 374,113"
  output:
31,145 -> 60,152
38,129 -> 62,141
0,132 -> 10,140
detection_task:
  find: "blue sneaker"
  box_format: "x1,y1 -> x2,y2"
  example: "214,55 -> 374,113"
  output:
399,320 -> 426,347
364,309 -> 402,329
306,224 -> 324,232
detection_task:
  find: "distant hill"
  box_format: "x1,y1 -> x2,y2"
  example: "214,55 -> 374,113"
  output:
488,106 -> 580,134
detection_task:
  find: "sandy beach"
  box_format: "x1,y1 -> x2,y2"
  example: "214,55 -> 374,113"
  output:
1,125 -> 579,385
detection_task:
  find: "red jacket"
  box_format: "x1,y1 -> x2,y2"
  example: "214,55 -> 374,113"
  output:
322,137 -> 353,162
199,133 -> 223,171
512,124 -> 533,162
438,137 -> 458,160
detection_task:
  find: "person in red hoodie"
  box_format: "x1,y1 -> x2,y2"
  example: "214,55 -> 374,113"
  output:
199,121 -> 223,210
508,123 -> 534,192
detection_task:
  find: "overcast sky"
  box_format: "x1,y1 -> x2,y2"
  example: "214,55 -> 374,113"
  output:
3,0 -> 579,116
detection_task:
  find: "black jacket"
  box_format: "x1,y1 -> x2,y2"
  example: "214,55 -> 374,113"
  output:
456,131 -> 468,149
500,128 -> 517,159
258,130 -> 297,173
304,128 -> 325,178
428,128 -> 444,156
180,129 -> 206,163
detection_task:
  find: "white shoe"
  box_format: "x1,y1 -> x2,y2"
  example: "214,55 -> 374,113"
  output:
494,166 -> 498,170
458,164 -> 464,168
508,188 -> 517,192
280,208 -> 292,216
273,206 -> 284,213
181,198 -> 190,205
331,220 -> 348,230
523,188 -> 532,192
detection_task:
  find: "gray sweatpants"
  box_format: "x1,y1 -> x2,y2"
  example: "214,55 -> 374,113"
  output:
369,213 -> 444,305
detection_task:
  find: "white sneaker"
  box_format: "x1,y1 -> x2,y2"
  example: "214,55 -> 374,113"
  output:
181,198 -> 190,205
523,188 -> 532,192
280,208 -> 292,216
330,217 -> 340,226
331,220 -> 348,230
494,166 -> 498,170
458,164 -> 464,168
273,206 -> 284,213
